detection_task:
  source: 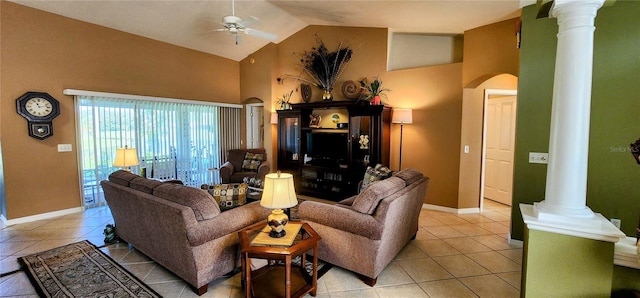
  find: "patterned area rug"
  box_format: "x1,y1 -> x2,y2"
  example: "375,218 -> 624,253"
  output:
18,240 -> 161,298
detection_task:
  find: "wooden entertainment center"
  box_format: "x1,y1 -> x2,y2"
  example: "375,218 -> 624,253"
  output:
276,101 -> 391,201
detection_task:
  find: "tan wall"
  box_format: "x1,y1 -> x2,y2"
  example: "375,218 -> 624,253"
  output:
1,2 -> 240,219
458,74 -> 518,209
462,18 -> 520,87
386,64 -> 463,208
241,43 -> 279,163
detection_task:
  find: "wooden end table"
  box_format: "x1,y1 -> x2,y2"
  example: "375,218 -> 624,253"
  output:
238,221 -> 321,298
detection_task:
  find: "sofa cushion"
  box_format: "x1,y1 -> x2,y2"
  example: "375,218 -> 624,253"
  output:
202,183 -> 248,211
393,168 -> 424,185
352,177 -> 406,214
130,177 -> 163,193
241,152 -> 264,172
153,183 -> 220,220
108,170 -> 139,187
360,164 -> 393,193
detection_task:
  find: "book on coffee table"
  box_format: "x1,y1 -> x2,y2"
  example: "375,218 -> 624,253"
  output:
250,223 -> 302,247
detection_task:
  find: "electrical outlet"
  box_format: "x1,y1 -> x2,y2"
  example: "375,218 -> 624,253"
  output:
611,218 -> 621,229
529,152 -> 548,164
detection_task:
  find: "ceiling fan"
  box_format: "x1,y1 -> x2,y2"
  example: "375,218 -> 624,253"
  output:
215,0 -> 277,45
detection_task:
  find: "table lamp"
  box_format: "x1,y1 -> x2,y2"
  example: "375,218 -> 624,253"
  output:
260,171 -> 298,238
113,145 -> 139,172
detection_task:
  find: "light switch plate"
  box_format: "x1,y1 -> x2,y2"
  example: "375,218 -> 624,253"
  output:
529,152 -> 548,164
58,144 -> 72,152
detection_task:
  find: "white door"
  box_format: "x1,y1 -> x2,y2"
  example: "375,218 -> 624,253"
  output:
484,95 -> 517,206
246,104 -> 264,149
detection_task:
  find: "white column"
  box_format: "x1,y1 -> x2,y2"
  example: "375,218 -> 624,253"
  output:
534,0 -> 605,222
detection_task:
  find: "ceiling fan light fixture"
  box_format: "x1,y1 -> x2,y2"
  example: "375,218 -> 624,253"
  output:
222,15 -> 242,27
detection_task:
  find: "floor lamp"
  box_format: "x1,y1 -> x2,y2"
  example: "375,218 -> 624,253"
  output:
392,109 -> 413,170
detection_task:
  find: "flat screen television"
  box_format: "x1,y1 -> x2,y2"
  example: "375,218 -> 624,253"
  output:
305,131 -> 348,164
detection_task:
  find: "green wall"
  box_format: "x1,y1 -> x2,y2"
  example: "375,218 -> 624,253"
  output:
512,1 -> 640,240
522,228 -> 615,297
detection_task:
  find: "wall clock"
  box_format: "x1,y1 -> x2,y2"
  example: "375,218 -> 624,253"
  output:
16,91 -> 61,140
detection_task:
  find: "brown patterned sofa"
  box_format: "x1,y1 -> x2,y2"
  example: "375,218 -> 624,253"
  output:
297,168 -> 429,286
101,170 -> 270,295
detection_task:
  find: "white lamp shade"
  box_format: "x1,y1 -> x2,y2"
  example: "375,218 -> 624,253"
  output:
392,108 -> 413,124
270,112 -> 278,124
260,172 -> 298,209
113,147 -> 139,167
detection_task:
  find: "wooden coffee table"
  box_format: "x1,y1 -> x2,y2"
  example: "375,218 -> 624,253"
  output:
238,221 -> 321,298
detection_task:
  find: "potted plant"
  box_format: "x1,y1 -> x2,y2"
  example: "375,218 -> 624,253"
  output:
275,90 -> 293,110
286,34 -> 353,101
359,76 -> 391,105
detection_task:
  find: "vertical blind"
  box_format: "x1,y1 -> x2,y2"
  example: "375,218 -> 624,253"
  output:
75,94 -> 241,208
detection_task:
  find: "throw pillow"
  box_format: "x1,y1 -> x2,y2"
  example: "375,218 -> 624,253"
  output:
241,152 -> 264,172
203,183 -> 248,211
360,164 -> 393,193
352,177 -> 406,214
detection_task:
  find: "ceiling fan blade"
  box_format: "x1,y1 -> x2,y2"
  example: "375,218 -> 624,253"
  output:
237,16 -> 258,29
244,28 -> 277,41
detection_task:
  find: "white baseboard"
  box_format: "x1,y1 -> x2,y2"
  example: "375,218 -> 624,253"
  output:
1,207 -> 84,226
422,203 -> 480,214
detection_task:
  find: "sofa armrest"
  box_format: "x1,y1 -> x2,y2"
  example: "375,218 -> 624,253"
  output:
256,161 -> 270,181
219,161 -> 234,183
186,201 -> 269,246
298,201 -> 383,240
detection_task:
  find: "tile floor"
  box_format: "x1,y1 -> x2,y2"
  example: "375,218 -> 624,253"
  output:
0,199 -> 521,297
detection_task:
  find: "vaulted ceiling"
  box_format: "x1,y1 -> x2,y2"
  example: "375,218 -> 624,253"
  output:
11,0 -> 532,61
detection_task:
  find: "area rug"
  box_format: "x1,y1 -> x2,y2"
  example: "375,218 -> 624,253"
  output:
18,240 -> 162,298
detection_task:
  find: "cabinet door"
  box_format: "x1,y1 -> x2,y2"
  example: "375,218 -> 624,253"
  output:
278,113 -> 301,168
349,115 -> 373,167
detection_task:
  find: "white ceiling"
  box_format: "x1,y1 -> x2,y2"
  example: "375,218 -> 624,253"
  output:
11,0 -> 534,61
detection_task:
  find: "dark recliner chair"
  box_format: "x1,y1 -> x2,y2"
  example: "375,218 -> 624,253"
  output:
219,148 -> 270,183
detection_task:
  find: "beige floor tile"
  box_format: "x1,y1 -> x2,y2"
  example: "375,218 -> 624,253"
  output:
451,224 -> 494,236
144,264 -> 183,283
418,216 -> 445,227
0,240 -> 38,257
414,239 -> 461,257
414,229 -> 438,240
443,237 -> 493,254
375,283 -> 429,298
496,271 -> 522,290
430,213 -> 471,226
474,234 -> 513,250
475,222 -> 510,234
419,279 -> 478,298
395,243 -> 429,260
329,288 -> 379,298
319,266 -> 371,292
120,248 -> 155,264
396,258 -> 453,282
374,261 -> 414,287
422,226 -> 467,239
0,272 -> 38,296
466,251 -> 520,273
460,274 -> 519,298
497,248 -> 523,265
433,255 -> 490,277
121,262 -> 157,280
12,239 -> 76,257
148,280 -> 188,297
479,210 -> 511,222
457,213 -> 496,223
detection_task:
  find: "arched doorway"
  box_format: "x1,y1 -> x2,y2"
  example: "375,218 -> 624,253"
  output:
458,74 -> 519,212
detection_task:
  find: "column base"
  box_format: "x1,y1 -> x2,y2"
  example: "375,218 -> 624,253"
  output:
534,200 -> 601,227
521,203 -> 625,242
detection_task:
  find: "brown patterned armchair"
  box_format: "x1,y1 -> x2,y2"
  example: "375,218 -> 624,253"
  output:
219,148 -> 270,183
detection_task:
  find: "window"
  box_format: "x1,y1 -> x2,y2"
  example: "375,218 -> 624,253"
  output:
71,91 -> 241,208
